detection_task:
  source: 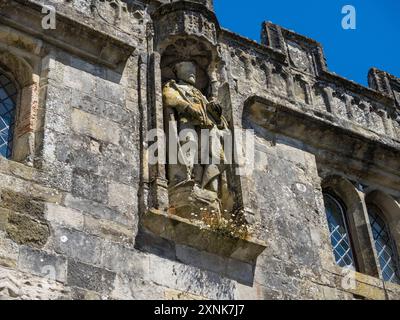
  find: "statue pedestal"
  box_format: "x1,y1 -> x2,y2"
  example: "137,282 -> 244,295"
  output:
142,208 -> 267,264
168,181 -> 221,219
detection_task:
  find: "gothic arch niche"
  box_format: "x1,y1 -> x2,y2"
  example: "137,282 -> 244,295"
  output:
160,37 -> 213,95
0,50 -> 40,165
321,175 -> 379,277
139,1 -> 266,266
158,34 -> 240,219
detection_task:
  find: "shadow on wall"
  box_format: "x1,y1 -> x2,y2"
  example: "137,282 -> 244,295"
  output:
135,227 -> 256,286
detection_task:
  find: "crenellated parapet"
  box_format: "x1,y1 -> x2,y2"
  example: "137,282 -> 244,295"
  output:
220,20 -> 400,144
369,68 -> 400,109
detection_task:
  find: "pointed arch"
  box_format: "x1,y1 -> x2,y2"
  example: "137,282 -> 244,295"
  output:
0,50 -> 39,164
321,175 -> 379,277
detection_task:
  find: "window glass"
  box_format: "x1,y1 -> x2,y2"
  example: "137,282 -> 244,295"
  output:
0,72 -> 17,159
324,193 -> 356,269
368,205 -> 400,284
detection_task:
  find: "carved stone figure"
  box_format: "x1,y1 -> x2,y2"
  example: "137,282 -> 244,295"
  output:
162,61 -> 231,217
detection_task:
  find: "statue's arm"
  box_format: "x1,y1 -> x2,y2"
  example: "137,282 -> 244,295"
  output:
162,84 -> 191,112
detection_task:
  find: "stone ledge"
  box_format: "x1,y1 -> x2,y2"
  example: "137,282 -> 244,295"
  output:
1,0 -> 135,70
142,209 -> 267,265
245,95 -> 400,176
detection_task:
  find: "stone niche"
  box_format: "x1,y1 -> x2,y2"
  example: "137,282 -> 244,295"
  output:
140,1 -> 266,265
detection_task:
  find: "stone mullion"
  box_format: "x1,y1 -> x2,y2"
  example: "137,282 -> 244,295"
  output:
358,192 -> 385,281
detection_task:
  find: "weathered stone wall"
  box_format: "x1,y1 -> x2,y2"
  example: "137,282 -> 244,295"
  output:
0,0 -> 400,300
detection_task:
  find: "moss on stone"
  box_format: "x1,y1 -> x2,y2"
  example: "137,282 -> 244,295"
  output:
0,189 -> 45,222
6,212 -> 50,248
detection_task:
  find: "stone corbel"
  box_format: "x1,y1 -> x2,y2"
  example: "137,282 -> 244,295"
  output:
142,208 -> 267,265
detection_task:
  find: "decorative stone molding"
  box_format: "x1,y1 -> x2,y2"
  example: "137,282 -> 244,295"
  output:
151,0 -> 220,52
0,50 -> 40,165
244,96 -> 400,178
1,0 -> 135,70
91,0 -> 129,22
369,68 -> 400,110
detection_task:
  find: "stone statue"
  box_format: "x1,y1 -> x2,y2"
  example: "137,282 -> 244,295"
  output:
162,61 -> 232,216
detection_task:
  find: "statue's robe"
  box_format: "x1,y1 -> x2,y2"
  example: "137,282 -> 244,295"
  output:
162,80 -> 229,193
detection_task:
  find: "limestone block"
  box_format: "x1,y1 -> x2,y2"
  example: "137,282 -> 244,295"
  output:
39,161 -> 73,192
71,108 -> 121,145
0,157 -> 35,181
108,181 -> 136,216
64,194 -> 131,226
83,215 -> 133,243
100,241 -> 149,276
95,79 -> 125,105
63,66 -> 95,94
45,203 -> 84,229
50,227 -> 102,266
18,246 -> 67,283
71,169 -> 108,204
67,259 -> 115,294
44,112 -> 71,135
111,275 -> 165,300
148,254 -> 236,300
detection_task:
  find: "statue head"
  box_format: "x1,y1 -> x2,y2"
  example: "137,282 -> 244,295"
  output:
174,61 -> 197,85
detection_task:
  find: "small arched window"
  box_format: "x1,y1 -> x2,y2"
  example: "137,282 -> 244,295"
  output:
0,71 -> 17,159
368,205 -> 400,284
323,193 -> 356,269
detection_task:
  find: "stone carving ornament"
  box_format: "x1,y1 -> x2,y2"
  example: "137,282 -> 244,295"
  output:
163,61 -> 232,217
287,42 -> 311,73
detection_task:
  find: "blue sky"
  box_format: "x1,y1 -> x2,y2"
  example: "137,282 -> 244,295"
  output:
214,0 -> 399,86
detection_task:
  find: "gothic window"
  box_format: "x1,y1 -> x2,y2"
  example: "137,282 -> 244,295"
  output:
368,205 -> 400,284
0,71 -> 17,159
323,193 -> 356,269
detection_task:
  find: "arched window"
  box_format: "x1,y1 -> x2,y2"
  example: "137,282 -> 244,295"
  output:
323,193 -> 356,269
368,204 -> 400,284
0,71 -> 17,159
